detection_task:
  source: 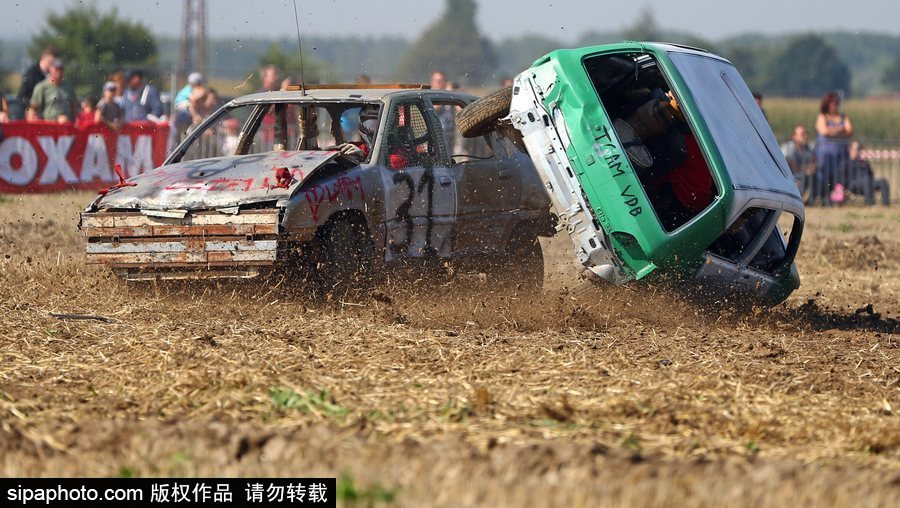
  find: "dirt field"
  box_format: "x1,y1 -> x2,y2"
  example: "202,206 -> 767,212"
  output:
0,192 -> 897,507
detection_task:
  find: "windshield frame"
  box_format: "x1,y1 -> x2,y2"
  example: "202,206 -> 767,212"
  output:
165,99 -> 384,165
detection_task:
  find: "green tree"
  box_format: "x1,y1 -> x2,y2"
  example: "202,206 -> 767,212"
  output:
251,43 -> 337,88
766,34 -> 852,98
394,0 -> 496,86
29,4 -> 157,98
881,54 -> 900,92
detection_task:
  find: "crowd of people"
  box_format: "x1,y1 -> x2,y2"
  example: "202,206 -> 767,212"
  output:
0,47 -> 892,207
780,91 -> 890,206
2,46 -> 169,128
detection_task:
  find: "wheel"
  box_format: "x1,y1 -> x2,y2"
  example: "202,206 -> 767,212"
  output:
319,218 -> 374,295
491,227 -> 544,291
457,86 -> 513,139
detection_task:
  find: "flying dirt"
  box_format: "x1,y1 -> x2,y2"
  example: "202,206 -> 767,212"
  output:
1,192 -> 898,506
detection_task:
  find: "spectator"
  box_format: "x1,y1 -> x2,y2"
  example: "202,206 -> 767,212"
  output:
17,46 -> 60,115
174,72 -> 204,135
108,71 -> 126,102
221,118 -> 241,156
0,97 -> 9,123
75,96 -> 97,128
95,81 -> 123,129
189,86 -> 219,124
752,91 -> 767,120
781,125 -> 817,204
815,91 -> 853,206
121,69 -> 164,122
27,59 -> 75,123
499,77 -> 514,88
355,73 -> 372,85
842,142 -> 890,206
259,65 -> 281,92
204,88 -> 220,114
431,70 -> 455,150
280,76 -> 298,91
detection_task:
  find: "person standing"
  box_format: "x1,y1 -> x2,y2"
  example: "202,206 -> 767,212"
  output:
173,72 -> 204,138
17,46 -> 60,117
781,125 -> 817,204
815,91 -> 853,206
121,69 -> 164,122
27,59 -> 75,123
259,65 -> 281,92
430,70 -> 455,151
95,81 -> 123,129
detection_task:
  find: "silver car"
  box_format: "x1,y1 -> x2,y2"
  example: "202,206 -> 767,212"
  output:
79,85 -> 553,291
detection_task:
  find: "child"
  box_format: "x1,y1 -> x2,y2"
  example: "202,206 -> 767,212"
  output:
75,97 -> 97,128
95,81 -> 123,129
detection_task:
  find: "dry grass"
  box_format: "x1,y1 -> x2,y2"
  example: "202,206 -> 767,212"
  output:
0,192 -> 898,507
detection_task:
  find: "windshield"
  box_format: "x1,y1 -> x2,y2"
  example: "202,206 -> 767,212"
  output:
668,53 -> 799,201
172,101 -> 382,164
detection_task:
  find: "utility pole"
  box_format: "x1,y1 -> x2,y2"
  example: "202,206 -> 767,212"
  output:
178,0 -> 208,81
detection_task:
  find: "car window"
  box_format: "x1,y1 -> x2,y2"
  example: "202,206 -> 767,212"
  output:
382,100 -> 444,169
431,99 -> 495,161
706,207 -> 791,274
178,104 -> 259,162
583,53 -> 718,232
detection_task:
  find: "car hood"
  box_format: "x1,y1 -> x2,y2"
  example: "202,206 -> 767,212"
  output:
95,151 -> 343,211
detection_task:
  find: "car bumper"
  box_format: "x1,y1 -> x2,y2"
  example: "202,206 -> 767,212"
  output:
693,253 -> 800,305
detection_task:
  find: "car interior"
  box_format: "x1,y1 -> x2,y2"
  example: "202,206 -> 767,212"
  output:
583,53 -> 718,232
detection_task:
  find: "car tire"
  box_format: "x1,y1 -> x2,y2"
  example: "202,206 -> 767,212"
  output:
491,227 -> 544,291
457,86 -> 513,139
320,218 -> 374,295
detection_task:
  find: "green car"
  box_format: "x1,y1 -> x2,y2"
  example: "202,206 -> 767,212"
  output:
459,42 -> 804,304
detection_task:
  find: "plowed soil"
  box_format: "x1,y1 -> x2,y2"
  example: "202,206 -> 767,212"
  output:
1,193 -> 897,507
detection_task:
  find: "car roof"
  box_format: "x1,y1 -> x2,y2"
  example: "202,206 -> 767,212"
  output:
532,41 -> 732,68
230,88 -> 476,105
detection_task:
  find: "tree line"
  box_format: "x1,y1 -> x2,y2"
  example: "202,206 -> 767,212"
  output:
3,1 -> 900,98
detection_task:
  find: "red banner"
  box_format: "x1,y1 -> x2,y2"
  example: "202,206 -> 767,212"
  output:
0,121 -> 169,193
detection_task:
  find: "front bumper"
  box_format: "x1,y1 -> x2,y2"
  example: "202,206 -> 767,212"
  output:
79,209 -> 282,280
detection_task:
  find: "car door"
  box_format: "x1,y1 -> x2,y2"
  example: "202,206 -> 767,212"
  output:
430,98 -> 522,255
380,97 -> 457,260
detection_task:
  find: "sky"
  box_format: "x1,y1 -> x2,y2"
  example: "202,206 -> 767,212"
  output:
5,0 -> 900,41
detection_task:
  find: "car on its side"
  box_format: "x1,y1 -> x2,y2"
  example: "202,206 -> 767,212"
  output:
79,85 -> 553,291
458,42 -> 804,304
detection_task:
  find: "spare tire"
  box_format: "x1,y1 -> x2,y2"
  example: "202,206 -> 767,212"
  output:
457,86 -> 512,138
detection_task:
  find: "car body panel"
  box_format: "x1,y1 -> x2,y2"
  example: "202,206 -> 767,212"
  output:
95,151 -> 340,211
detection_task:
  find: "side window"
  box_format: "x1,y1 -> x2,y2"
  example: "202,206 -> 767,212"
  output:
432,98 -> 495,160
383,101 -> 443,169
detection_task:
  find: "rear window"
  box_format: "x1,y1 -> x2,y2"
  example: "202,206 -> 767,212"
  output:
583,53 -> 718,232
707,207 -> 800,274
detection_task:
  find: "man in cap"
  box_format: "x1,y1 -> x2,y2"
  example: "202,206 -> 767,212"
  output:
121,69 -> 164,122
173,72 -> 204,137
96,81 -> 124,128
27,58 -> 75,123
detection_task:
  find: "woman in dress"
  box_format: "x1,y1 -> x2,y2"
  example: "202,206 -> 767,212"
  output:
814,91 -> 853,205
